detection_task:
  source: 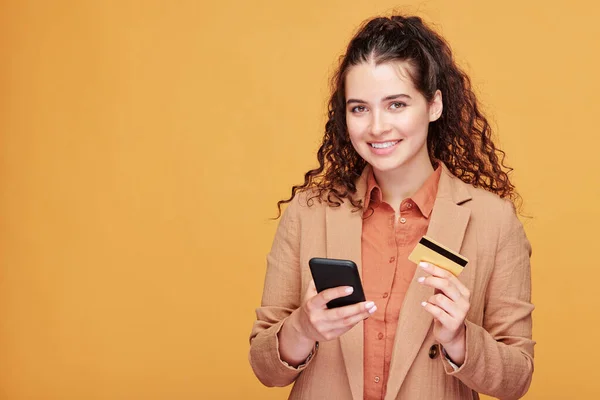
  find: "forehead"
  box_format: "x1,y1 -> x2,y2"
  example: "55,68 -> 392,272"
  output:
344,61 -> 418,99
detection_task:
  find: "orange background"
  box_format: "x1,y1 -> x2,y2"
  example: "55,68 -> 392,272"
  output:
1,1 -> 599,399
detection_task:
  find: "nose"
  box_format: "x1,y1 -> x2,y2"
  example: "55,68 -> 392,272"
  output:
370,110 -> 390,136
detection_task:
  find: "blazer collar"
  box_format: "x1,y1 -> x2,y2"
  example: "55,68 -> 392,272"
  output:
325,162 -> 473,400
435,162 -> 472,205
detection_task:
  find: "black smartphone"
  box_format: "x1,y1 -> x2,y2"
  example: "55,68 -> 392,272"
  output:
308,257 -> 366,309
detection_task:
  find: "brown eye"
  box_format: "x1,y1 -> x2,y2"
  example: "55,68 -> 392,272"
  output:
351,106 -> 367,113
390,102 -> 406,109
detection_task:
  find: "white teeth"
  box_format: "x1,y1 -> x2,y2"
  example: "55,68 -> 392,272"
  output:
370,141 -> 399,149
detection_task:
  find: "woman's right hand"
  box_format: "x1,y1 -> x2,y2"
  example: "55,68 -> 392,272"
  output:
293,280 -> 377,342
278,280 -> 376,367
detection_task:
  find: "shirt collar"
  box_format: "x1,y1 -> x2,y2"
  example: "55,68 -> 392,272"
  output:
363,168 -> 383,212
363,162 -> 442,218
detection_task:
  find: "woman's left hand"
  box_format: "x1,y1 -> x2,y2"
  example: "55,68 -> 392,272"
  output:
418,261 -> 470,366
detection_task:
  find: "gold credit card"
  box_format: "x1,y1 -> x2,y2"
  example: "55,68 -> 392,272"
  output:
408,236 -> 468,276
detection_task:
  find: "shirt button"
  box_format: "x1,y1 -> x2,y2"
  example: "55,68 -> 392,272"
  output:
389,256 -> 395,263
374,376 -> 380,383
382,292 -> 389,298
377,332 -> 384,340
400,217 -> 407,224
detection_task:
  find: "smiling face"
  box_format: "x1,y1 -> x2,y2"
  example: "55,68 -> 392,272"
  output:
344,60 -> 442,176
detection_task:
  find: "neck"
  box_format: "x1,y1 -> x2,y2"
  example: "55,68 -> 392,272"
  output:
373,154 -> 435,212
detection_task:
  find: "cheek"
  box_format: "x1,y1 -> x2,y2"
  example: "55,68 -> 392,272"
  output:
394,110 -> 430,137
346,116 -> 370,138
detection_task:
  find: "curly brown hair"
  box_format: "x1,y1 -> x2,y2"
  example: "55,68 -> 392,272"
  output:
276,15 -> 520,218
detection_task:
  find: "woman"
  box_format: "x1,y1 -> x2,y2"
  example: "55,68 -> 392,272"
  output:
249,15 -> 534,400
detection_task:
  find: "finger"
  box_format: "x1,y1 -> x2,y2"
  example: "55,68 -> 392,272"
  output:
309,285 -> 354,310
306,302 -> 375,341
427,293 -> 462,319
421,300 -> 454,327
329,303 -> 377,330
418,262 -> 470,298
419,261 -> 455,279
418,275 -> 461,302
325,300 -> 376,322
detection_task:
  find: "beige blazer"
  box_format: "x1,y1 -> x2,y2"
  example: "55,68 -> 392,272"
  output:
249,164 -> 534,400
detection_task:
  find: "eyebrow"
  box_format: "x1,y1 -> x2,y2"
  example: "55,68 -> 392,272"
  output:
346,94 -> 412,104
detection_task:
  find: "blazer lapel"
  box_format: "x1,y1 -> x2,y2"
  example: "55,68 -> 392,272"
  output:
325,168 -> 370,400
384,166 -> 472,400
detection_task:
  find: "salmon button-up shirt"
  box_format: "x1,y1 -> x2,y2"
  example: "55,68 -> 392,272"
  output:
362,165 -> 442,400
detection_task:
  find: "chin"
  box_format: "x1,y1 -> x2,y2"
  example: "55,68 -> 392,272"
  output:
362,152 -> 410,171
362,144 -> 428,174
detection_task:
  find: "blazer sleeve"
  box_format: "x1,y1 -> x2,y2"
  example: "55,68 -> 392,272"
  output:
248,198 -> 317,387
443,199 -> 535,399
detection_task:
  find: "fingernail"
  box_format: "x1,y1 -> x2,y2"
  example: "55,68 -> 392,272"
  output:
417,276 -> 425,283
345,287 -> 354,294
419,262 -> 429,268
365,301 -> 375,309
368,306 -> 378,314
421,301 -> 427,307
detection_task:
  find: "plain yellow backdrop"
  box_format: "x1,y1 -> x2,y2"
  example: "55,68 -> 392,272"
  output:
1,0 -> 599,399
